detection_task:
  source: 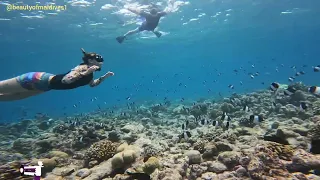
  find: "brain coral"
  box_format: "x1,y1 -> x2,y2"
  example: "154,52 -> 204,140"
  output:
85,140 -> 119,162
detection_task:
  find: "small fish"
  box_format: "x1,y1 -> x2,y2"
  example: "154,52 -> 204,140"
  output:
250,74 -> 255,79
179,120 -> 191,140
284,86 -> 296,96
182,120 -> 189,130
199,119 -> 210,126
242,105 -> 250,112
74,121 -> 80,126
240,81 -> 243,85
228,85 -> 234,89
179,130 -> 191,140
46,118 -> 53,125
288,77 -> 295,82
223,121 -> 230,129
212,120 -> 219,127
79,136 -> 83,143
300,102 -> 308,111
295,71 -> 305,76
254,72 -> 259,76
270,82 -> 280,92
252,64 -> 255,68
308,86 -> 320,95
249,115 -> 264,124
182,106 -> 190,114
221,112 -> 231,121
313,65 -> 320,72
69,118 -> 80,126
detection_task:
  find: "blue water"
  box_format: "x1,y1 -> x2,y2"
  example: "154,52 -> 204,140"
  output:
0,0 -> 319,122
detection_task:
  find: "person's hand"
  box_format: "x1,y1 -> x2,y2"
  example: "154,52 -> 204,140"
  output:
105,71 -> 114,77
88,65 -> 100,72
81,65 -> 100,76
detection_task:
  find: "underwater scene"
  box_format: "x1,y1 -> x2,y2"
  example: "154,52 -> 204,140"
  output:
1,0 -> 320,179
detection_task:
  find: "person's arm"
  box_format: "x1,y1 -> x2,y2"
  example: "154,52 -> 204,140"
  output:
79,66 -> 98,76
61,65 -> 99,84
158,11 -> 167,16
158,9 -> 170,16
127,7 -> 148,17
89,71 -> 114,87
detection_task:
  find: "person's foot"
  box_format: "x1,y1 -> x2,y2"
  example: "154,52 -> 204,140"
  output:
116,36 -> 125,43
154,31 -> 162,38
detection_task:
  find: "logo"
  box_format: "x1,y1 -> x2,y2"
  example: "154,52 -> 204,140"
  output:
6,4 -> 67,11
20,161 -> 44,180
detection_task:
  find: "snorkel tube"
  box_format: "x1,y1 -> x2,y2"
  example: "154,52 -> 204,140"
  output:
81,48 -> 86,55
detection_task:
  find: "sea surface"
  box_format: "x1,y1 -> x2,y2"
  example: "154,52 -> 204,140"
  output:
0,0 -> 319,121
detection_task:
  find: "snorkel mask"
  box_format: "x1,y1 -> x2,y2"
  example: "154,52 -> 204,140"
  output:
81,48 -> 103,71
81,48 -> 104,63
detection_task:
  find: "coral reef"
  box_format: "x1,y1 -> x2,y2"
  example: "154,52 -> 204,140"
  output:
142,156 -> 160,174
1,82 -> 320,180
193,140 -> 209,153
0,161 -> 33,180
84,140 -> 119,165
247,144 -> 293,179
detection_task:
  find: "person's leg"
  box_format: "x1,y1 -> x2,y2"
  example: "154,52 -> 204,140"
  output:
152,30 -> 162,38
124,27 -> 140,37
0,91 -> 43,101
117,27 -> 141,43
0,77 -> 30,95
0,72 -> 52,101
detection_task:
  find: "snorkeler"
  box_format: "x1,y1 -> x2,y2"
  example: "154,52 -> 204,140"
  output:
0,48 -> 114,101
116,7 -> 168,44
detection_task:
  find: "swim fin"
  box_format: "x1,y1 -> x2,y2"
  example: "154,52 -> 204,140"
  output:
116,36 -> 125,43
154,31 -> 162,38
